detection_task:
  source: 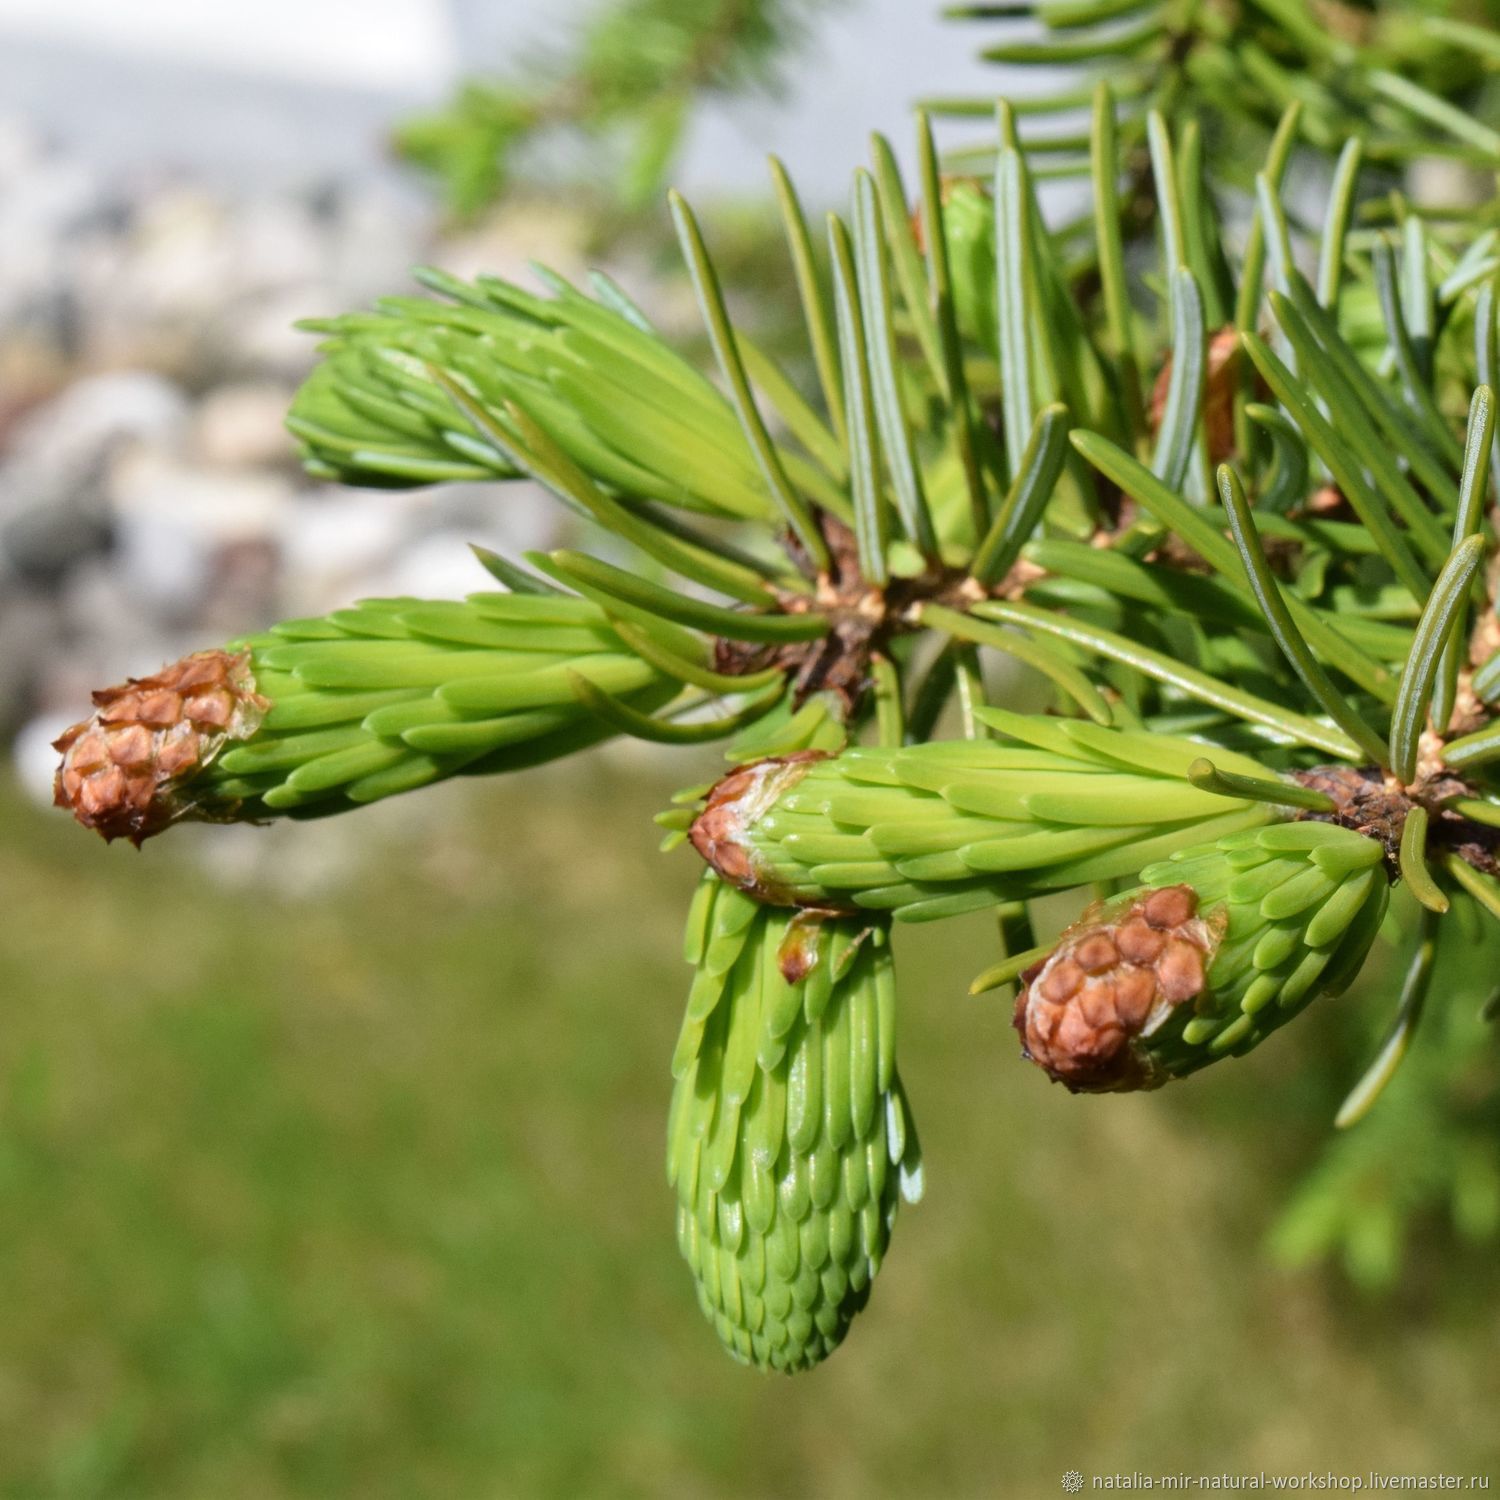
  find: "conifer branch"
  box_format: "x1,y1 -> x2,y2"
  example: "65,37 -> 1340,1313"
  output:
54,1 -> 1500,1363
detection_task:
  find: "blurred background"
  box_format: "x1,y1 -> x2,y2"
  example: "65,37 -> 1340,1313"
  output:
0,3 -> 1497,1496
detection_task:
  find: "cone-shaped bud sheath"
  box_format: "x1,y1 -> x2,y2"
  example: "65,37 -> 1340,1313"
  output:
668,876 -> 922,1372
288,269 -> 778,521
690,713 -> 1279,923
55,592 -> 681,840
1014,821 -> 1390,1093
53,650 -> 269,846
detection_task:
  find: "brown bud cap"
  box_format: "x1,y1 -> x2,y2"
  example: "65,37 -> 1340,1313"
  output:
1013,884 -> 1224,1093
53,650 -> 269,845
774,910 -> 837,985
689,752 -> 833,907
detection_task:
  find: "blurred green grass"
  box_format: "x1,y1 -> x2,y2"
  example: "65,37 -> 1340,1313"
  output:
1,760 -> 1497,1498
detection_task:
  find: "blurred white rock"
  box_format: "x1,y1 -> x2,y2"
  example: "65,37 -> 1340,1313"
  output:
113,446 -> 293,544
0,586 -> 59,735
426,476 -> 557,555
366,527 -> 501,601
1,367 -> 189,475
56,559 -> 199,684
191,381 -> 297,469
0,370 -> 190,583
321,181 -> 429,303
230,194 -> 328,292
113,507 -> 209,619
222,286 -> 328,380
275,487 -> 421,612
104,450 -> 291,633
0,151 -> 103,323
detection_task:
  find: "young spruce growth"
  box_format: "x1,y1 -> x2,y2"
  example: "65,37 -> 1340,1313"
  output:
54,2 -> 1500,1367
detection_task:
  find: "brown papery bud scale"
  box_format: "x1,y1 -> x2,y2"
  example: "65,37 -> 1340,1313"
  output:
52,650 -> 268,846
1013,885 -> 1224,1093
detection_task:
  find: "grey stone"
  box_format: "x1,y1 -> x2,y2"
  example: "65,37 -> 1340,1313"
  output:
0,370 -> 190,584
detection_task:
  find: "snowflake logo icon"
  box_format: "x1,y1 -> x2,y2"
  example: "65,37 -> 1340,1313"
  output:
1062,1472 -> 1084,1495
